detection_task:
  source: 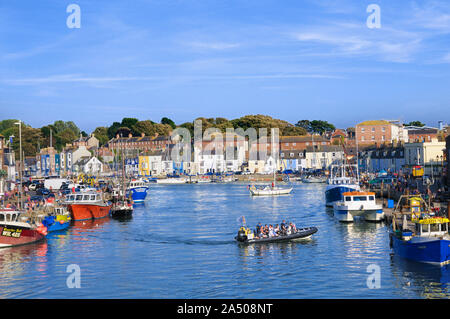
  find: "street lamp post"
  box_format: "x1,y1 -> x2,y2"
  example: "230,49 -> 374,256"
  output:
14,120 -> 22,210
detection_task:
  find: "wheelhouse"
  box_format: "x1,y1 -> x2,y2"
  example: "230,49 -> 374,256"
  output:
65,192 -> 102,203
0,210 -> 21,223
343,192 -> 376,203
413,218 -> 449,237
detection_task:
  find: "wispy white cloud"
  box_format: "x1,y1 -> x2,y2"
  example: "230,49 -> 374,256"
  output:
186,41 -> 241,50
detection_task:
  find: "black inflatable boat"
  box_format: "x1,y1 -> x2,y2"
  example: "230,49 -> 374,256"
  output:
235,227 -> 318,244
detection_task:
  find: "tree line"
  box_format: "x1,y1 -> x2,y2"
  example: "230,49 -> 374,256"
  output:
7,115 -> 407,157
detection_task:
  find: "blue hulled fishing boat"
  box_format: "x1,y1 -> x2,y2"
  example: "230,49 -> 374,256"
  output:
126,178 -> 149,202
325,164 -> 360,207
390,195 -> 450,266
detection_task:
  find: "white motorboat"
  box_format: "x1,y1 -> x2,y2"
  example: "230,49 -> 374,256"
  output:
249,184 -> 293,196
333,191 -> 384,222
156,178 -> 187,184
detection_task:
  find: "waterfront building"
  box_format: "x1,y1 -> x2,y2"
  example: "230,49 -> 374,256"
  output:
280,150 -> 306,172
23,157 -> 38,177
405,126 -> 439,143
108,133 -> 173,156
73,133 -> 99,149
404,139 -> 446,176
280,135 -> 329,152
356,120 -> 408,145
446,135 -> 450,187
60,145 -> 92,176
366,145 -> 405,174
73,156 -> 104,175
305,145 -> 345,170
139,152 -> 163,176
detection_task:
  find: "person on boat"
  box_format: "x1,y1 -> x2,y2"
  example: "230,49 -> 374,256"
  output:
268,225 -> 275,237
255,222 -> 262,237
274,224 -> 280,235
280,220 -> 287,235
290,222 -> 297,233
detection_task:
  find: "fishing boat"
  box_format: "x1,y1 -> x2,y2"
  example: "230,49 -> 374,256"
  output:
65,191 -> 111,221
390,194 -> 450,266
126,178 -> 149,202
325,164 -> 360,207
111,187 -> 133,219
39,206 -> 71,232
0,209 -> 47,248
235,226 -> 318,244
333,191 -> 384,222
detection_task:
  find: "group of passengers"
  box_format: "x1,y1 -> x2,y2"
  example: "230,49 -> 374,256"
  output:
255,220 -> 297,238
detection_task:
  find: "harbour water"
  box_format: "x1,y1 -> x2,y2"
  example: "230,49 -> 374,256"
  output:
1,183 -> 449,299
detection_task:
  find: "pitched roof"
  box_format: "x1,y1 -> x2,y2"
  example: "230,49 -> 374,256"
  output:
357,120 -> 391,126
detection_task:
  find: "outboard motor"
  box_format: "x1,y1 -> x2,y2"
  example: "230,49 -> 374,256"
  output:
236,228 -> 247,242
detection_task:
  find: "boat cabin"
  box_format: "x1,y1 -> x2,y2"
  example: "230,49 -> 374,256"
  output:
412,218 -> 449,237
343,192 -> 376,203
65,192 -> 103,203
0,210 -> 22,223
128,180 -> 146,188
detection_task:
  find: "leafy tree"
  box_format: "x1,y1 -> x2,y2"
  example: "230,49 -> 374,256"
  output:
281,126 -> 307,136
161,117 -> 176,129
404,121 -> 425,127
295,119 -> 335,134
92,127 -> 109,145
133,120 -> 157,137
107,122 -> 122,139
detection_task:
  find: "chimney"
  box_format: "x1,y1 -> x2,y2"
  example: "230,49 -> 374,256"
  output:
116,134 -> 119,139
141,132 -> 145,137
128,133 -> 132,138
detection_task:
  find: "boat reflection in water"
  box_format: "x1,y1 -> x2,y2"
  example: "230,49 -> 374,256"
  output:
70,218 -> 110,239
0,241 -> 49,297
390,255 -> 450,298
238,239 -> 317,260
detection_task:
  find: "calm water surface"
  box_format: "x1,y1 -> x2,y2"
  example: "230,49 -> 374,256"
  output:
1,183 -> 449,298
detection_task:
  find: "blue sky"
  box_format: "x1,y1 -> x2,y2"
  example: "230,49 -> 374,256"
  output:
0,0 -> 449,133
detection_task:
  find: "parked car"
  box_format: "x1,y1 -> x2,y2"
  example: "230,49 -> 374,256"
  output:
30,195 -> 44,202
36,188 -> 51,196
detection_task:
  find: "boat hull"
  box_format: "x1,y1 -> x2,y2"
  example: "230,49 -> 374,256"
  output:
325,185 -> 360,207
250,187 -> 293,196
334,208 -> 384,222
237,227 -> 318,244
391,234 -> 450,266
127,186 -> 148,202
69,204 -> 111,221
0,225 -> 45,248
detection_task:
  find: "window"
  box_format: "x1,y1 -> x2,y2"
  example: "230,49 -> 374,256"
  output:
345,196 -> 352,201
361,136 -> 365,141
422,224 -> 429,233
361,127 -> 365,132
371,136 -> 375,140
430,224 -> 440,232
90,195 -> 96,200
382,135 -> 385,141
353,196 -> 367,201
0,214 -> 4,221
369,196 -> 375,201
76,195 -> 83,201
372,127 -> 375,132
290,153 -> 294,157
382,127 -> 386,132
